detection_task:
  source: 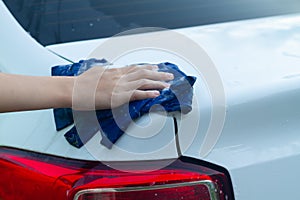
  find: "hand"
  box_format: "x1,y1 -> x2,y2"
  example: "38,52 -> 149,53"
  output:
72,64 -> 174,110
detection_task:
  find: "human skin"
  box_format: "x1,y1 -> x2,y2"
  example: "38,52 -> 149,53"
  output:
0,64 -> 173,113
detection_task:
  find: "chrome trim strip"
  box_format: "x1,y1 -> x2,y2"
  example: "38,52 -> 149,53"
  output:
74,180 -> 219,200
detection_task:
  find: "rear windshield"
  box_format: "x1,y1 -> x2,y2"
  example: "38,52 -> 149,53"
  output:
4,0 -> 300,46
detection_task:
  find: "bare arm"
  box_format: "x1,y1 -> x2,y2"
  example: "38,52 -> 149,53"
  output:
0,65 -> 173,113
0,73 -> 73,112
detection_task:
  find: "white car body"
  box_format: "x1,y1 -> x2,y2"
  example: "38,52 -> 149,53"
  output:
1,0 -> 300,199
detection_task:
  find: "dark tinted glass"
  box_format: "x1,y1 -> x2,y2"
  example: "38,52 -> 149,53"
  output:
4,0 -> 300,46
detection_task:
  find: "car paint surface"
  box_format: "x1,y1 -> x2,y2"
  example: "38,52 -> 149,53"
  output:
2,0 -> 300,199
47,16 -> 300,199
177,16 -> 300,199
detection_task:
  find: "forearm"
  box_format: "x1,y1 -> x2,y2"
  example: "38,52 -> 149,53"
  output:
0,73 -> 74,112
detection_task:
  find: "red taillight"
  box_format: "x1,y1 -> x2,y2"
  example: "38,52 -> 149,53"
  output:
0,147 -> 234,200
75,181 -> 214,200
76,182 -> 212,200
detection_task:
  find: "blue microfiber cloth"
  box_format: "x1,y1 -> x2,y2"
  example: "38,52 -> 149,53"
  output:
52,59 -> 196,149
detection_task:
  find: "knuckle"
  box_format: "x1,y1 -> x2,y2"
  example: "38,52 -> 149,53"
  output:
140,69 -> 150,76
138,79 -> 148,85
131,91 -> 139,101
146,92 -> 153,98
125,65 -> 136,72
109,68 -> 119,73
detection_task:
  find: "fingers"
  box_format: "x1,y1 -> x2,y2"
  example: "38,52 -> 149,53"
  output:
127,79 -> 170,90
120,64 -> 158,74
125,68 -> 174,82
112,64 -> 174,91
89,64 -> 175,109
117,64 -> 173,81
130,90 -> 161,101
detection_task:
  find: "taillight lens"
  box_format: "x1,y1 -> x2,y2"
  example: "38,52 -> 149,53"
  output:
0,147 -> 234,200
75,181 -> 214,200
76,182 -> 212,200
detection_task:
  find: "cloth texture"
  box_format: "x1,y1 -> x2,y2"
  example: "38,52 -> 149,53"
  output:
52,59 -> 196,149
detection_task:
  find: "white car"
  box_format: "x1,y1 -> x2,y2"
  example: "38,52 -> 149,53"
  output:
1,0 -> 300,199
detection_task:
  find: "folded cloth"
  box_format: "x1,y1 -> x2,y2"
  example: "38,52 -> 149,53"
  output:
52,59 -> 196,149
